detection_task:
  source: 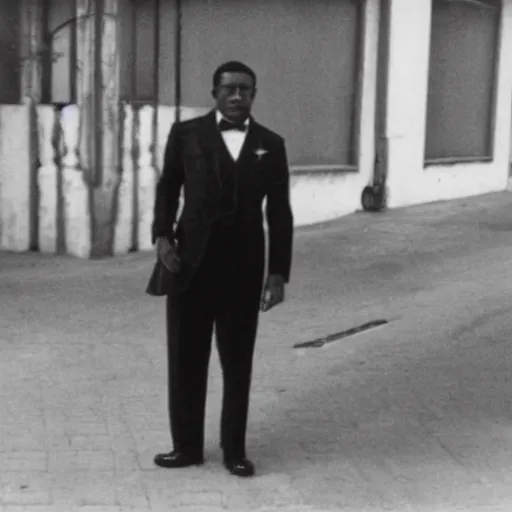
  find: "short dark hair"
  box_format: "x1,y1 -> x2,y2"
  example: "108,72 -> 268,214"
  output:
212,61 -> 257,89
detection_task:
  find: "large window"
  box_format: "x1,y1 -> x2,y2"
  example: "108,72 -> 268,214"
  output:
119,0 -> 161,103
179,0 -> 362,168
425,0 -> 501,162
45,0 -> 76,104
43,0 -> 162,105
0,2 -> 21,103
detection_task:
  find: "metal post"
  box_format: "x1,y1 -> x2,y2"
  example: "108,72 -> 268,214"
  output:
153,0 -> 160,104
174,0 -> 181,122
152,0 -> 160,172
69,0 -> 77,103
94,0 -> 104,186
130,0 -> 137,100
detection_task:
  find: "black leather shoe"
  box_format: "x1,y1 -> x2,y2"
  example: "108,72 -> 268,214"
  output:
223,457 -> 255,477
154,451 -> 203,468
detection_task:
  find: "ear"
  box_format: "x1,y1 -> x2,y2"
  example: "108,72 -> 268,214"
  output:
251,87 -> 257,100
211,88 -> 217,99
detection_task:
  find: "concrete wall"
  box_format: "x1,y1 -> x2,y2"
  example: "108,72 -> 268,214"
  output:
385,0 -> 512,208
0,106 -> 31,251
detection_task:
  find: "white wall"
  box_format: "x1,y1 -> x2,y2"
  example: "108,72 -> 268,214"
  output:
0,105 -> 31,251
385,0 -> 512,208
36,105 -> 91,258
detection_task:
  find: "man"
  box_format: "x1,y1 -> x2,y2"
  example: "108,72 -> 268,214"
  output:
146,61 -> 293,477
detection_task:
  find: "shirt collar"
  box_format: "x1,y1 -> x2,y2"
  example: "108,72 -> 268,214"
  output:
216,110 -> 250,128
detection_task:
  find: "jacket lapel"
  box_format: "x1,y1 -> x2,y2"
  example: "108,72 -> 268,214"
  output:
196,110 -> 223,185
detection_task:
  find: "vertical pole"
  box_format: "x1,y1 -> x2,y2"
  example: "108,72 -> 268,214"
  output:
20,0 -> 44,251
152,0 -> 160,172
94,0 -> 104,186
75,0 -> 121,257
130,0 -> 137,100
174,0 -> 181,122
69,0 -> 77,103
374,0 -> 390,189
130,0 -> 138,250
153,0 -> 160,106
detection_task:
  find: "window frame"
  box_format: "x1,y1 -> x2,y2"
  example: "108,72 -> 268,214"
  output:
424,0 -> 502,166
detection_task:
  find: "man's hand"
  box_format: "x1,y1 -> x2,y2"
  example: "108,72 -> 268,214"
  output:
157,236 -> 181,274
260,274 -> 285,312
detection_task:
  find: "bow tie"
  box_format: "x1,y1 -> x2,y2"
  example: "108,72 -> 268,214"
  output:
218,119 -> 248,132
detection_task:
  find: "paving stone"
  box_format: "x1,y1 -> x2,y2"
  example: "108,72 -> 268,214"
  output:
0,429 -> 47,452
0,473 -> 53,506
48,451 -> 115,472
176,490 -> 225,507
68,435 -> 114,451
223,474 -> 304,509
121,401 -> 169,432
0,452 -> 47,472
52,472 -> 117,507
112,472 -> 151,509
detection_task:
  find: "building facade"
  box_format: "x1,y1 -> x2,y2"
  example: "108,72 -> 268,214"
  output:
0,0 -> 511,257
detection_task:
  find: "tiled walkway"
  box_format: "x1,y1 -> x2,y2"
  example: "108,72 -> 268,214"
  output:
2,192 -> 512,511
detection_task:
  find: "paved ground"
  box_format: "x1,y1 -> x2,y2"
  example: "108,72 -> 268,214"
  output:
2,191 -> 512,512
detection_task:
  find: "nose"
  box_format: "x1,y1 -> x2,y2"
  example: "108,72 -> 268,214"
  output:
231,87 -> 242,100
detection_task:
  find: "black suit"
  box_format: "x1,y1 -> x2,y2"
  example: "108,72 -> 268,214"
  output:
147,110 -> 293,460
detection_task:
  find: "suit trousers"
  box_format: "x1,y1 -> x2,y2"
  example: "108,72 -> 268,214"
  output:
165,220 -> 264,460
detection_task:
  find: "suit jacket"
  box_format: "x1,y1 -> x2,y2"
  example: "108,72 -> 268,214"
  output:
146,109 -> 293,295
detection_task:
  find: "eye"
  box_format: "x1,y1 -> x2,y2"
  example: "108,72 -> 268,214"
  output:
219,84 -> 253,95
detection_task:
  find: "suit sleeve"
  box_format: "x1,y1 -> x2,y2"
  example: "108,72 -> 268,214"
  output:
265,138 -> 294,283
151,122 -> 185,244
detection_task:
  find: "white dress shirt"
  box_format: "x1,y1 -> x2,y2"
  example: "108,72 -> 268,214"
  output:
216,110 -> 249,161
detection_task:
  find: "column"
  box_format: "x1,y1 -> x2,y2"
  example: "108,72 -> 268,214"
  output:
75,0 -> 121,257
37,105 -> 59,253
20,0 -> 43,103
383,0 -> 432,207
20,0 -> 44,251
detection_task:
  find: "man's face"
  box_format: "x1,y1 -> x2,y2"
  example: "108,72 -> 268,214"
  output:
213,71 -> 256,123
